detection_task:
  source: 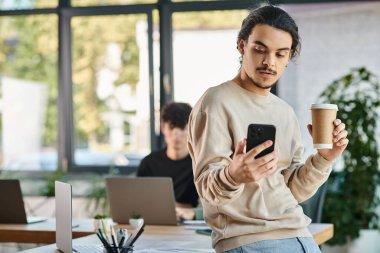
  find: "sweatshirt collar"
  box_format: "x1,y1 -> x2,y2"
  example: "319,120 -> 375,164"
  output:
230,80 -> 274,104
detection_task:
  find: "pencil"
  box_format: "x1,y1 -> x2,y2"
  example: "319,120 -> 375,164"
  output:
96,231 -> 112,250
110,225 -> 118,247
101,219 -> 108,236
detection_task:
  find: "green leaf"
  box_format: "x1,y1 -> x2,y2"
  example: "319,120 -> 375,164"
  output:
320,67 -> 380,245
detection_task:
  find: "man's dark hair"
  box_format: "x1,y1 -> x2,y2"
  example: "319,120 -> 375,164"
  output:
161,102 -> 192,129
238,5 -> 301,59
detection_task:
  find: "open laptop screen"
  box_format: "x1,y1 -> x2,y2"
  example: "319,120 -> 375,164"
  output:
0,179 -> 46,224
105,177 -> 178,225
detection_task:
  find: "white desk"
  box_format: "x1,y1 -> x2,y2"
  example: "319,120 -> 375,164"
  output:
17,223 -> 333,253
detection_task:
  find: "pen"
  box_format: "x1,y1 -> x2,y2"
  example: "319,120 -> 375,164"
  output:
101,219 -> 113,244
96,232 -> 107,246
98,229 -> 109,245
110,225 -> 118,246
118,236 -> 125,250
96,231 -> 112,250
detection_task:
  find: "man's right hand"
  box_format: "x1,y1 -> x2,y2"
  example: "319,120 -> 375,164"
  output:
227,139 -> 278,184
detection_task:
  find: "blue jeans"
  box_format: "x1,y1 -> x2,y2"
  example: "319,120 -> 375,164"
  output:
224,237 -> 321,253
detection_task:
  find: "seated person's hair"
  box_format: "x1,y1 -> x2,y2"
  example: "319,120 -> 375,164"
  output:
161,102 -> 192,129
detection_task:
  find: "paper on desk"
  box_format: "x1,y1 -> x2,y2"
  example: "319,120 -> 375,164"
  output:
184,225 -> 210,230
136,249 -> 214,253
135,240 -> 213,252
181,220 -> 210,230
181,220 -> 207,226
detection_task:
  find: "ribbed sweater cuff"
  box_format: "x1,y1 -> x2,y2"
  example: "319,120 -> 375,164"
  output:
312,153 -> 334,173
219,165 -> 240,190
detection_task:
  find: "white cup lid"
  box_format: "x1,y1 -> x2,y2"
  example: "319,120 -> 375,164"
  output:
311,103 -> 338,110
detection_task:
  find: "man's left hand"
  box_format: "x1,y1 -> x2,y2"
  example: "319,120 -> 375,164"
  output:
307,119 -> 349,161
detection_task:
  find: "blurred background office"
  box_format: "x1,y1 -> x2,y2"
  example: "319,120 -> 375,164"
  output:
0,0 -> 380,253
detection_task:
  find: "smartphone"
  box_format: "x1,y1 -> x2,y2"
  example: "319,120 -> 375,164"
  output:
246,124 -> 276,158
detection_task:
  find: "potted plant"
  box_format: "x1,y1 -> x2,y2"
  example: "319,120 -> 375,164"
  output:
40,169 -> 65,197
318,67 -> 380,247
93,214 -> 108,231
129,212 -> 143,229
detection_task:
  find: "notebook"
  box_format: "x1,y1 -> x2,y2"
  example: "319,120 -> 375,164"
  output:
0,179 -> 47,224
105,177 -> 178,225
55,181 -> 103,253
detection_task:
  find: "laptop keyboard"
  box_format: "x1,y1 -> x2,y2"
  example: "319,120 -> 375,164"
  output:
73,245 -> 104,253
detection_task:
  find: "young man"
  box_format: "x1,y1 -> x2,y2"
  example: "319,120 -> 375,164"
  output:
137,102 -> 198,220
188,5 -> 348,253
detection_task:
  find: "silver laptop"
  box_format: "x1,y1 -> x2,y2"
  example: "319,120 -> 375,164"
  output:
0,179 -> 47,224
105,177 -> 178,225
55,181 -> 103,253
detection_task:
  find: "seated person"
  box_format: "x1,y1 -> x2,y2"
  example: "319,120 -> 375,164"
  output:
137,102 -> 198,220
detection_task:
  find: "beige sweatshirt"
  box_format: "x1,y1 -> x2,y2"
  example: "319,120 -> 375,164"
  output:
187,81 -> 333,252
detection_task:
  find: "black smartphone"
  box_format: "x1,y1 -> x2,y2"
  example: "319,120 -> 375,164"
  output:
246,124 -> 276,158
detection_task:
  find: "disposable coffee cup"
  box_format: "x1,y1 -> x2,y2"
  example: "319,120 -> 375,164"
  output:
310,103 -> 338,149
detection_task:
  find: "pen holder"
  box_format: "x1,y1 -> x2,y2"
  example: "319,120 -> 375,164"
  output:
103,246 -> 133,253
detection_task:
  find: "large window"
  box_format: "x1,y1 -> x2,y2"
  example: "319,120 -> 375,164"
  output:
0,15 -> 58,171
71,14 -> 150,168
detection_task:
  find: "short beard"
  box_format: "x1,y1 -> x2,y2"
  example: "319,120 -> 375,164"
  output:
249,77 -> 276,90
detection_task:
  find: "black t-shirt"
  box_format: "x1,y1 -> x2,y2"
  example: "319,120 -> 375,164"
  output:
137,149 -> 198,207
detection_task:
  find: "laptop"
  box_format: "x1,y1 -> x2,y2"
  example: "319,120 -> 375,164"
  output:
0,179 -> 47,224
106,177 -> 178,225
55,181 -> 103,253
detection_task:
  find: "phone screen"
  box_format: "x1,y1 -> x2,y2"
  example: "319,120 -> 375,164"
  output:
246,124 -> 276,158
